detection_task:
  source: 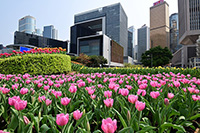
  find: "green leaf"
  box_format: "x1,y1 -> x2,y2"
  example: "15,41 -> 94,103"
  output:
112,108 -> 127,128
160,122 -> 186,132
119,127 -> 134,133
7,115 -> 19,131
40,124 -> 50,133
179,116 -> 185,121
137,126 -> 156,133
189,113 -> 200,120
93,130 -> 102,133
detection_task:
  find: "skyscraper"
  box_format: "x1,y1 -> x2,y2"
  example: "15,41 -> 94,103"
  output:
137,25 -> 150,63
178,0 -> 200,45
43,25 -> 58,39
70,3 -> 128,56
150,0 -> 170,48
170,13 -> 182,53
18,15 -> 36,34
128,26 -> 136,58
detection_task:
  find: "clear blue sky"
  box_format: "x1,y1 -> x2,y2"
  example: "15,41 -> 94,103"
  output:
0,0 -> 178,46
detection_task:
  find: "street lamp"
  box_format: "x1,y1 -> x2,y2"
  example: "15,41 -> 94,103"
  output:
196,35 -> 200,57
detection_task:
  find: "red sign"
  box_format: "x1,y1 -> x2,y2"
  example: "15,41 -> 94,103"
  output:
153,0 -> 164,6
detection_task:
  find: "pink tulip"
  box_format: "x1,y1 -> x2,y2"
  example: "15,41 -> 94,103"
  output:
173,81 -> 180,87
44,85 -> 50,91
167,93 -> 174,99
56,113 -> 69,126
26,80 -> 31,84
73,110 -> 83,120
14,100 -> 27,111
119,79 -> 123,84
128,95 -> 138,104
137,89 -> 146,96
125,85 -> 132,90
139,84 -> 148,90
54,84 -> 60,88
164,98 -> 169,105
48,80 -> 54,86
150,81 -> 157,87
118,89 -> 129,96
78,81 -> 85,88
135,101 -> 145,111
61,97 -> 71,106
8,96 -> 21,106
101,118 -> 117,133
69,85 -> 77,93
0,130 -> 10,133
1,88 -> 10,94
104,91 -> 112,98
45,99 -> 52,106
188,87 -> 195,93
150,91 -> 160,99
20,88 -> 28,95
104,98 -> 114,108
38,96 -> 46,102
37,83 -> 43,88
91,95 -> 96,99
192,95 -> 199,101
109,82 -> 115,90
88,89 -> 95,95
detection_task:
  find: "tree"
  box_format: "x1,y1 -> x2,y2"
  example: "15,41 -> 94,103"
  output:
141,46 -> 173,67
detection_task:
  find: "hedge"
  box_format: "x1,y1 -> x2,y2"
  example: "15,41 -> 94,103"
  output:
0,54 -> 71,75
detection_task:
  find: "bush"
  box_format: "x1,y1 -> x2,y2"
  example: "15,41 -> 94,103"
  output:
0,54 -> 71,75
124,63 -> 143,68
88,55 -> 107,67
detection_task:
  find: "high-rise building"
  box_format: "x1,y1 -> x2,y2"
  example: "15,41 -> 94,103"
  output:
178,0 -> 200,45
70,3 -> 128,56
150,0 -> 170,48
43,25 -> 58,39
128,26 -> 136,58
137,25 -> 150,63
18,15 -> 36,34
35,29 -> 42,36
170,13 -> 182,53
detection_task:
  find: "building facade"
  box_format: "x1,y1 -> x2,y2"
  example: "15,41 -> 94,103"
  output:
70,3 -> 128,56
170,13 -> 182,53
137,25 -> 150,63
19,15 -> 36,34
43,25 -> 58,39
150,0 -> 170,48
178,0 -> 200,45
14,31 -> 67,49
128,26 -> 136,58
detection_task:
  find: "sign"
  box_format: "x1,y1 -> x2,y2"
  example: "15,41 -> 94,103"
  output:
20,47 -> 31,53
153,0 -> 164,6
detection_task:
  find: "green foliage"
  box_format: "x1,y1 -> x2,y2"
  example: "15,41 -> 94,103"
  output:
124,63 -> 143,68
141,46 -> 173,67
75,53 -> 107,67
76,53 -> 91,66
87,55 -> 107,67
0,54 -> 71,75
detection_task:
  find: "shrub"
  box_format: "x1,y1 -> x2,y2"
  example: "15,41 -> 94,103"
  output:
124,63 -> 143,68
0,54 -> 71,75
88,55 -> 107,67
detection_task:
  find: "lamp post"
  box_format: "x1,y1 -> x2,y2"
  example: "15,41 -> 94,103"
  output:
196,35 -> 200,57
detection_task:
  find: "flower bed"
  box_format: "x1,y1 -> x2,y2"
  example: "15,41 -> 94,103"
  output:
0,72 -> 199,132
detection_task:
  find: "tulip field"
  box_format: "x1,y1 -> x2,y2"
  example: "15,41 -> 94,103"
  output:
0,72 -> 199,133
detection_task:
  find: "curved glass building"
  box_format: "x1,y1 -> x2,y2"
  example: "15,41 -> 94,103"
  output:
19,15 -> 36,34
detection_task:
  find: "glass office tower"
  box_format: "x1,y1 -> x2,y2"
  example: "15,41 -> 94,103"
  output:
43,25 -> 58,39
19,15 -> 36,34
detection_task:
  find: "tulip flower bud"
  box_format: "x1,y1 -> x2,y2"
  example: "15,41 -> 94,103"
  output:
23,116 -> 30,125
127,110 -> 131,121
164,98 -> 169,106
86,121 -> 90,131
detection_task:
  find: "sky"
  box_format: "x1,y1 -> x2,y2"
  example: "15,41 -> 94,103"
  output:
0,0 -> 178,46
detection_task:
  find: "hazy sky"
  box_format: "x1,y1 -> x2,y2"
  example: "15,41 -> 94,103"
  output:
0,0 -> 178,46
